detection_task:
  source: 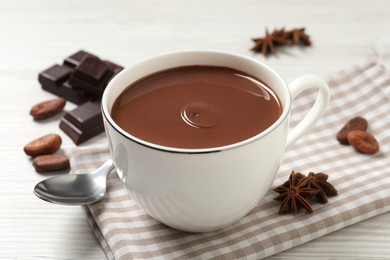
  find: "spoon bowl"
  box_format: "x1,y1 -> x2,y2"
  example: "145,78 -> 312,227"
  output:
34,159 -> 114,205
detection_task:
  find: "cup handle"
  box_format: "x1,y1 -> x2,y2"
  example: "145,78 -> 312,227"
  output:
285,75 -> 330,149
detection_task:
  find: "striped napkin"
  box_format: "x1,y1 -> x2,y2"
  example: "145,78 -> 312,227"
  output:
70,59 -> 390,259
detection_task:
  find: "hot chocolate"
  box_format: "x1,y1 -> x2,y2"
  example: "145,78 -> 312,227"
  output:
111,66 -> 282,149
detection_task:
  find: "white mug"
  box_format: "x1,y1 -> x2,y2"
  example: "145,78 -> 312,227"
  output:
102,50 -> 330,232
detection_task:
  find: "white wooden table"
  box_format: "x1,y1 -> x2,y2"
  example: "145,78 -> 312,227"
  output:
0,0 -> 389,259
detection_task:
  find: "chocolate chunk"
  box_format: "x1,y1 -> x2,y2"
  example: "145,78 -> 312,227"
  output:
68,74 -> 110,96
68,56 -> 113,96
105,60 -> 124,72
39,51 -> 124,103
63,50 -> 97,68
74,56 -> 112,84
64,101 -> 102,131
58,81 -> 94,105
105,60 -> 124,83
59,101 -> 104,145
38,64 -> 73,89
41,78 -> 94,105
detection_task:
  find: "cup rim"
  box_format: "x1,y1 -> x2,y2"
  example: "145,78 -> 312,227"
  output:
102,50 -> 292,154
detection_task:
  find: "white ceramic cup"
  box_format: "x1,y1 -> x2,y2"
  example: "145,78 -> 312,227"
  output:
102,50 -> 330,232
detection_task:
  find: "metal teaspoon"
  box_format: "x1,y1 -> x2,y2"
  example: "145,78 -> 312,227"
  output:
34,159 -> 114,205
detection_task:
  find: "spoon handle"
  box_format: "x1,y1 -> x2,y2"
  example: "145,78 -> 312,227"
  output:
93,159 -> 115,178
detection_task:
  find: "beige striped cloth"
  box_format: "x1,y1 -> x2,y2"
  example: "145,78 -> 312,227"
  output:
70,59 -> 390,259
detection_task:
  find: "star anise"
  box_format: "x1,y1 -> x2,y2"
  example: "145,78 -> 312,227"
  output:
285,28 -> 311,46
306,172 -> 338,203
273,171 -> 318,214
251,28 -> 290,56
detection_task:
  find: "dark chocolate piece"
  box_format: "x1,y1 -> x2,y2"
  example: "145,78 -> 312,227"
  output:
74,56 -> 112,84
40,51 -> 124,103
57,81 -> 94,105
41,77 -> 94,105
64,101 -> 102,131
105,60 -> 124,83
63,50 -> 97,68
38,64 -> 73,89
59,101 -> 104,145
41,78 -> 58,95
68,73 -> 111,96
104,60 -> 124,72
68,56 -> 113,96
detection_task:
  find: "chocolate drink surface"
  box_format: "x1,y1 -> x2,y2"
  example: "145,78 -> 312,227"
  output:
111,66 -> 282,149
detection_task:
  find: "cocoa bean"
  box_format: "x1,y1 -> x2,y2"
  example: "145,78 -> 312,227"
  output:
23,134 -> 62,157
33,154 -> 70,172
336,116 -> 368,145
347,130 -> 379,155
30,98 -> 66,120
